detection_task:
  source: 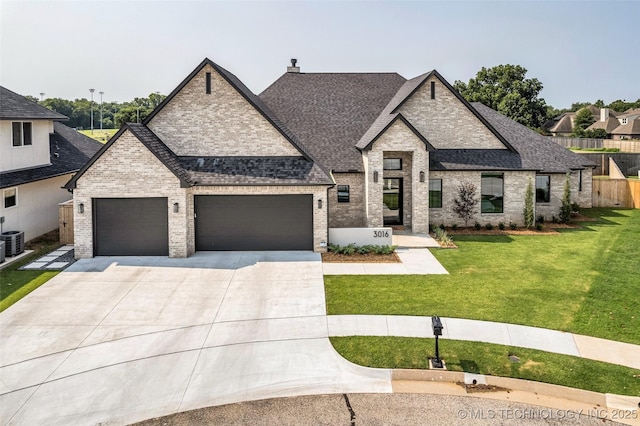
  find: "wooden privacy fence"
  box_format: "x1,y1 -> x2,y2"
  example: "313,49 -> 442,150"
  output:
548,137 -> 640,153
592,179 -> 640,208
59,200 -> 74,245
577,153 -> 640,176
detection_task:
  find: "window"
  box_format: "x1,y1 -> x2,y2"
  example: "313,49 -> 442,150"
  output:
430,81 -> 435,99
206,72 -> 212,94
481,173 -> 504,213
3,188 -> 17,208
429,179 -> 442,208
535,175 -> 551,203
337,185 -> 350,203
621,118 -> 628,125
12,122 -> 32,147
383,158 -> 402,170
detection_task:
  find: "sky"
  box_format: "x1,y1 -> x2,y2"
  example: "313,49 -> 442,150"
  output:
1,0 -> 639,109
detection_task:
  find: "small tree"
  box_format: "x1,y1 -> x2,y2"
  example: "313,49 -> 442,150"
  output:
523,178 -> 534,229
453,182 -> 478,227
571,107 -> 595,137
559,173 -> 572,223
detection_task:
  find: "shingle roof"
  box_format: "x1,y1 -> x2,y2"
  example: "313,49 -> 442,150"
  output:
259,72 -> 406,172
181,156 -> 334,185
1,123 -> 101,189
65,123 -> 333,189
586,117 -> 620,133
610,119 -> 640,136
430,149 -> 523,171
545,113 -> 574,133
472,103 -> 596,173
0,86 -> 68,121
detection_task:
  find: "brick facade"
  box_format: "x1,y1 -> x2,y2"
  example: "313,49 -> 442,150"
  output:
73,130 -> 188,258
364,120 -> 429,233
147,64 -> 301,157
328,173 -> 366,227
399,76 -> 506,150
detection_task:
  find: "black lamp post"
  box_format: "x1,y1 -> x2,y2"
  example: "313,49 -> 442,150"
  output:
431,315 -> 444,368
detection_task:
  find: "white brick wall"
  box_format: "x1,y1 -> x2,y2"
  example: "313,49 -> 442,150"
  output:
399,76 -> 507,150
147,64 -> 301,157
328,173 -> 366,227
73,130 -> 188,258
365,120 -> 429,233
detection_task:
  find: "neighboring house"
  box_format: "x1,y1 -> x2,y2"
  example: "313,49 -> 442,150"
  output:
605,108 -> 640,140
543,105 -> 607,137
66,58 -> 594,258
0,86 -> 102,242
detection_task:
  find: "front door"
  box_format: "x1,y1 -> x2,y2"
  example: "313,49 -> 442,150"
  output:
383,178 -> 402,225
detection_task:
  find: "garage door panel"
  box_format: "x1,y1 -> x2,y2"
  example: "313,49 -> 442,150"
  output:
195,195 -> 312,251
93,198 -> 168,256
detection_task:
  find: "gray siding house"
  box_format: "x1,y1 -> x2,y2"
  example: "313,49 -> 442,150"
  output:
66,59 -> 594,258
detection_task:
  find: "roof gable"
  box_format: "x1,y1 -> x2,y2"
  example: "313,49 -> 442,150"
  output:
144,58 -> 312,160
358,114 -> 434,151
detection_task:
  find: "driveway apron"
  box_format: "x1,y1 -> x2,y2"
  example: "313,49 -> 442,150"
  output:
0,252 -> 390,426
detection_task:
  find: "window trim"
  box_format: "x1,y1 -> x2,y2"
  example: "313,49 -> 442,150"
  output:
12,121 -> 33,147
429,179 -> 442,209
3,187 -> 18,209
535,175 -> 551,203
337,185 -> 350,203
383,158 -> 402,170
481,173 -> 504,214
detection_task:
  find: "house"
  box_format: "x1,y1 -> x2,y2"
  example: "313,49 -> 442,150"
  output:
66,58 -> 594,258
543,105 -> 614,137
0,86 -> 102,242
602,108 -> 640,140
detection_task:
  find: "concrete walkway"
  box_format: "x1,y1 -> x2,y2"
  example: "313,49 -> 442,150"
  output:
328,315 -> 640,370
322,248 -> 448,275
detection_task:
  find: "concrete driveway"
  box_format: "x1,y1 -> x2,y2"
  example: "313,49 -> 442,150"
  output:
0,252 -> 390,425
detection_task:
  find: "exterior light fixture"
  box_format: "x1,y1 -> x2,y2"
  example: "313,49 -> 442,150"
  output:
79,203 -> 84,214
173,202 -> 179,213
420,171 -> 425,182
373,171 -> 379,183
318,199 -> 323,209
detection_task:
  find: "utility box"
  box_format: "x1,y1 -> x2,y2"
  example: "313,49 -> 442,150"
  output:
1,231 -> 25,257
0,241 -> 5,263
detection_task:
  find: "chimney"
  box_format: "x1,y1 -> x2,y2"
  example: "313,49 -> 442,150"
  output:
600,108 -> 609,122
287,58 -> 300,73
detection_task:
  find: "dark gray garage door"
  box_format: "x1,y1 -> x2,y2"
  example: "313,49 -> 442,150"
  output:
93,198 -> 168,256
195,195 -> 313,251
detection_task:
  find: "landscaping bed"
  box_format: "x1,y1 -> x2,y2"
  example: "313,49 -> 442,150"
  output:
321,252 -> 400,263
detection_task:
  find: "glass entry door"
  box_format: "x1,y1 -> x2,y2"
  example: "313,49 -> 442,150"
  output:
383,178 -> 402,225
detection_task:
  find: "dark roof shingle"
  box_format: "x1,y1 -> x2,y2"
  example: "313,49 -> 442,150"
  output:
0,86 -> 68,121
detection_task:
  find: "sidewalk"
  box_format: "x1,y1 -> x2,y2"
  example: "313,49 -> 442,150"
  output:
328,314 -> 640,370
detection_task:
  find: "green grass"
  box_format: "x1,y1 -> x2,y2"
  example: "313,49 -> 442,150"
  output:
325,208 -> 640,344
79,128 -> 117,143
0,231 -> 61,312
332,336 -> 640,396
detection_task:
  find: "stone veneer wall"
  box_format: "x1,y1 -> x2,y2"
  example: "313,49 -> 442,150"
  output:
147,64 -> 301,157
399,76 -> 506,150
328,173 -> 366,227
72,130 -> 188,258
188,185 -> 329,253
428,170 -> 531,227
365,120 -> 429,233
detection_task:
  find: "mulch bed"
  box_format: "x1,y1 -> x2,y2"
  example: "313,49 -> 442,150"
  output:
321,252 -> 401,263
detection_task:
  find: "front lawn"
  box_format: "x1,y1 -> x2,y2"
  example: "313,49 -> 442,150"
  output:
325,208 -> 639,344
332,336 -> 640,396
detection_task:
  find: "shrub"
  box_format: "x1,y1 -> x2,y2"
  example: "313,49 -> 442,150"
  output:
474,221 -> 481,230
451,224 -> 458,231
535,223 -> 543,231
433,227 -> 453,246
439,224 -> 446,230
498,222 -> 505,230
536,214 -> 545,224
485,223 -> 493,231
523,178 -> 534,229
509,222 -> 517,230
453,182 -> 478,227
571,202 -> 580,217
552,215 -> 559,224
559,173 -> 572,223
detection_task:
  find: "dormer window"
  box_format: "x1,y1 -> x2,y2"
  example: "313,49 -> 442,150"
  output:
12,122 -> 32,147
621,118 -> 628,125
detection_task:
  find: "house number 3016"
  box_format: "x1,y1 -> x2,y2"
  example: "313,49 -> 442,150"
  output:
373,230 -> 389,238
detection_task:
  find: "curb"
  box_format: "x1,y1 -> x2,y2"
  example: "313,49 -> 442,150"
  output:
391,369 -> 640,426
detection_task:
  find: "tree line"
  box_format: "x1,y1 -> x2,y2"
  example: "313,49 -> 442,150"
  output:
25,92 -> 166,130
29,65 -> 638,135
